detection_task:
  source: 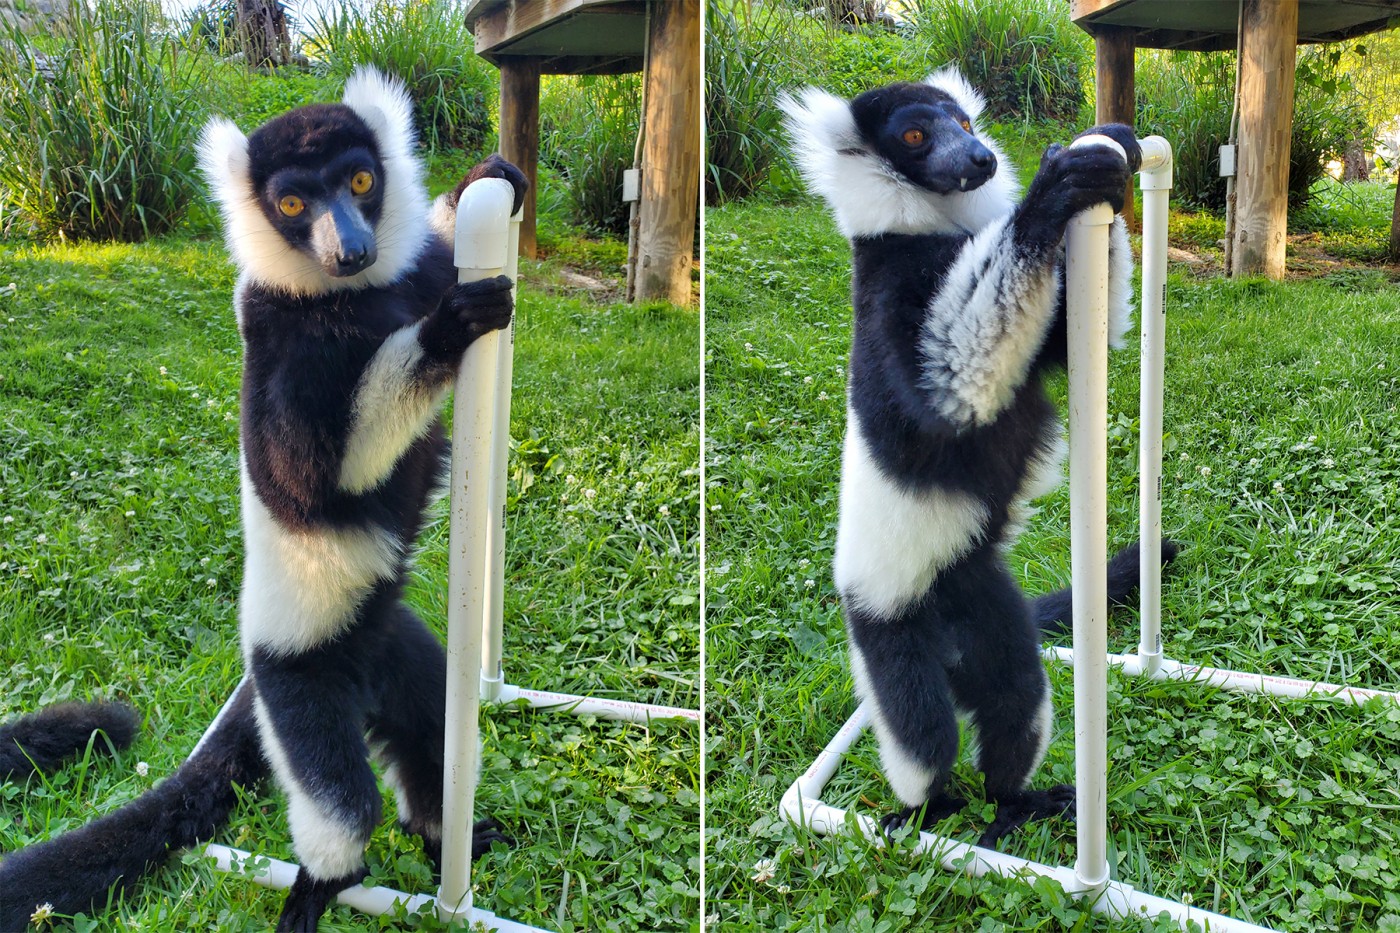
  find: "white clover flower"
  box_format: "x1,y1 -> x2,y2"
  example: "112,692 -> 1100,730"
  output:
744,342 -> 754,352
818,391 -> 829,400
42,633 -> 55,643
200,556 -> 210,565
803,376 -> 813,384
125,510 -> 135,518
1199,467 -> 1211,477
583,488 -> 597,500
206,578 -> 217,587
1323,457 -> 1335,468
659,505 -> 670,517
70,471 -> 78,479
1273,481 -> 1284,492
158,366 -> 167,376
35,533 -> 47,544
751,858 -> 777,884
804,579 -> 815,589
29,903 -> 54,924
3,515 -> 12,524
135,761 -> 149,777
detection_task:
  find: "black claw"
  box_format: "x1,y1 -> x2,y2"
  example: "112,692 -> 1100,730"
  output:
879,794 -> 967,837
978,784 -> 1076,849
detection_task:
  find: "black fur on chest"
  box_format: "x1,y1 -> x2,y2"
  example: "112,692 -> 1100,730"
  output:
238,240 -> 455,536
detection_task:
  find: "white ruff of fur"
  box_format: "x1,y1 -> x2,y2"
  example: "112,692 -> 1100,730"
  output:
779,74 -> 1018,239
833,413 -> 988,620
917,215 -> 1061,427
238,456 -> 402,657
197,67 -> 430,297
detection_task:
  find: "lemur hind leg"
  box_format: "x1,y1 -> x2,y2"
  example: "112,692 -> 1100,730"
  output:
846,604 -> 965,837
944,556 -> 1075,849
249,644 -> 381,931
367,603 -> 511,871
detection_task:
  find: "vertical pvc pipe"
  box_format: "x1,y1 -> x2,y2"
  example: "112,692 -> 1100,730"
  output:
1064,134 -> 1121,894
481,208 -> 521,704
1136,137 -> 1173,677
440,177 -> 515,924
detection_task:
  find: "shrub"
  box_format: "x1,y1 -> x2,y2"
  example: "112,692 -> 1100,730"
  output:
306,0 -> 495,153
539,74 -> 639,237
0,0 -> 209,241
1137,48 -> 1365,212
905,0 -> 1091,122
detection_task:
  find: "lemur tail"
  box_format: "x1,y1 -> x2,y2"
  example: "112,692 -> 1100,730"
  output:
1,701 -> 140,780
0,680 -> 266,929
1032,539 -> 1181,638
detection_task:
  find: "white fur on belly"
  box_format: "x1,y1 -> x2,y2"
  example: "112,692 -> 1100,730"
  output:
833,412 -> 988,620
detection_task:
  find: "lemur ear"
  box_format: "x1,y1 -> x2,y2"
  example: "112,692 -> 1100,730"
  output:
341,66 -> 419,161
924,66 -> 986,123
197,117 -> 251,204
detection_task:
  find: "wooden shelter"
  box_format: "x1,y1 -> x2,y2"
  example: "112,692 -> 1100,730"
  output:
1071,0 -> 1400,279
463,0 -> 700,305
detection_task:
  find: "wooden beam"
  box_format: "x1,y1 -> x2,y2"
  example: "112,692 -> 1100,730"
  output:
635,0 -> 700,306
1093,25 -> 1136,230
1231,0 -> 1298,279
498,57 -> 541,259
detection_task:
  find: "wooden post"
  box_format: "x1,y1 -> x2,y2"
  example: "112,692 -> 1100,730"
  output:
498,57 -> 541,260
1231,0 -> 1297,279
1390,177 -> 1400,263
636,0 -> 700,306
1093,25 -> 1136,231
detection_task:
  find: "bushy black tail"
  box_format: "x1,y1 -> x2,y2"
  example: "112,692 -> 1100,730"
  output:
1,701 -> 140,780
1032,538 -> 1181,638
0,680 -> 267,929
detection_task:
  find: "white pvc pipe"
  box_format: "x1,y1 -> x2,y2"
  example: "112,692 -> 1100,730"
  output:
777,709 -> 1277,933
495,682 -> 700,724
201,844 -> 550,932
1137,136 -> 1173,677
441,176 -> 516,924
482,210 -> 522,704
1065,134 -> 1117,894
1044,646 -> 1400,705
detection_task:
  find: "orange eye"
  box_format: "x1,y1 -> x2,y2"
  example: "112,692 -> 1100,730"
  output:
960,119 -> 973,133
278,195 -> 304,217
351,170 -> 374,195
902,127 -> 925,146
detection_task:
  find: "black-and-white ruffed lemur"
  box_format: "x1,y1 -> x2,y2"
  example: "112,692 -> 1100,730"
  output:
781,68 -> 1176,847
0,68 -> 526,931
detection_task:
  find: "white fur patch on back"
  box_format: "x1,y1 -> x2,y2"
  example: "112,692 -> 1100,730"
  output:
833,413 -> 988,619
918,215 -> 1061,426
198,66 -> 429,297
338,322 -> 449,495
239,455 -> 402,656
780,74 -> 1019,239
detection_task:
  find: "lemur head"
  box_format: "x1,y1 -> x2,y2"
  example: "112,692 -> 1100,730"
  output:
849,82 -> 996,195
199,68 -> 429,296
780,67 -> 1018,238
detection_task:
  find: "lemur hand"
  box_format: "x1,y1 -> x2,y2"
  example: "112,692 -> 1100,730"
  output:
1024,135 -> 1134,226
420,275 -> 514,360
450,154 -> 529,216
1073,124 -> 1142,175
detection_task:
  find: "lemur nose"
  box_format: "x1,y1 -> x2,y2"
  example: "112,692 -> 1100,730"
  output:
336,246 -> 373,275
970,148 -> 994,168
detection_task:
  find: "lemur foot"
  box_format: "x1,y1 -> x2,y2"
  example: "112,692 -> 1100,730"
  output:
978,783 -> 1076,849
878,794 -> 967,836
276,865 -> 370,932
471,817 -> 513,858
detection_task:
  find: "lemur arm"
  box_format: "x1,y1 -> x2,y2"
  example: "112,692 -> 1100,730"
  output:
915,131 -> 1138,430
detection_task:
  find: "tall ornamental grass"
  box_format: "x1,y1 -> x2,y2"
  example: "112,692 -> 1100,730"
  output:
1137,48 -> 1365,212
907,0 -> 1091,122
306,0 -> 495,152
705,0 -> 806,204
0,0 -> 208,241
539,75 -> 640,237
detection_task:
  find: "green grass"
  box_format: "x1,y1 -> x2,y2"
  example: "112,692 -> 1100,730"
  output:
704,197 -> 1400,932
0,221 -> 699,929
